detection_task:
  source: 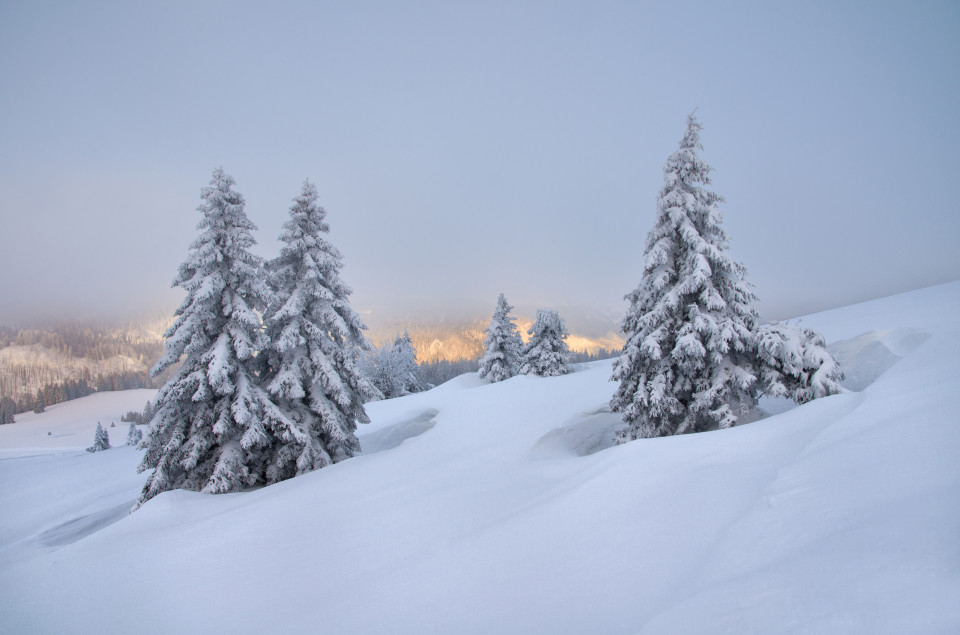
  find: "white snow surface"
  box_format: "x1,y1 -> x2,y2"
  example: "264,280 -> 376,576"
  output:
1,282 -> 959,633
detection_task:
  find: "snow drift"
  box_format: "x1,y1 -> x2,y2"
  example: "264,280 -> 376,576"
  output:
1,282 -> 958,633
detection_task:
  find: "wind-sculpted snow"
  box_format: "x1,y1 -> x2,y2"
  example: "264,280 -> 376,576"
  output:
359,409 -> 439,454
37,502 -> 133,547
0,283 -> 958,633
528,406 -> 623,458
828,327 -> 931,391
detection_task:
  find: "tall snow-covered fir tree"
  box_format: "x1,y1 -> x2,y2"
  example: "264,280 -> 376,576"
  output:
261,180 -> 378,482
137,168 -> 302,508
520,309 -> 571,377
611,114 -> 760,440
478,293 -> 523,383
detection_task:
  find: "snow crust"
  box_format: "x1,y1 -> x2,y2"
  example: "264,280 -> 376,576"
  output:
1,283 -> 958,633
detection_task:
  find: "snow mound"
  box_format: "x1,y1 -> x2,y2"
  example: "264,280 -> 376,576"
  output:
529,407 -> 623,458
829,327 -> 930,391
360,408 -> 439,453
37,501 -> 134,547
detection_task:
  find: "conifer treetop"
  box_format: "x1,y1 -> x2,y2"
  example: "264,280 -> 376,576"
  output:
154,168 -> 269,377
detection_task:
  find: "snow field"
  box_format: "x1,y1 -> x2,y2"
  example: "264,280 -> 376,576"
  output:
0,282 -> 958,633
0,389 -> 156,457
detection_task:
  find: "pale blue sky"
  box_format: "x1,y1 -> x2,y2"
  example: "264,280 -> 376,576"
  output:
1,0 -> 958,323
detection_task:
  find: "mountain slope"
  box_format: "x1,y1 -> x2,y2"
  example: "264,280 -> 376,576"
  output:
0,282 -> 958,634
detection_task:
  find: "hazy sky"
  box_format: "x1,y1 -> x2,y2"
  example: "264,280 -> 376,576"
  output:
1,0 -> 958,324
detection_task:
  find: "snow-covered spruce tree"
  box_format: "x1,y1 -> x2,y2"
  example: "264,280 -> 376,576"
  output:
360,345 -> 396,399
478,293 -> 523,383
359,333 -> 421,399
87,422 -> 110,452
390,331 -> 423,395
136,168 -> 302,508
520,309 -> 571,377
611,113 -> 759,440
126,422 -> 143,446
260,180 -> 378,482
141,400 -> 155,425
756,322 -> 843,404
34,389 -> 45,414
0,399 -> 14,424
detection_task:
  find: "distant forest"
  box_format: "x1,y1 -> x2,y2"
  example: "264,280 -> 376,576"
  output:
0,316 -> 621,422
416,346 -> 620,389
0,317 -> 168,419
